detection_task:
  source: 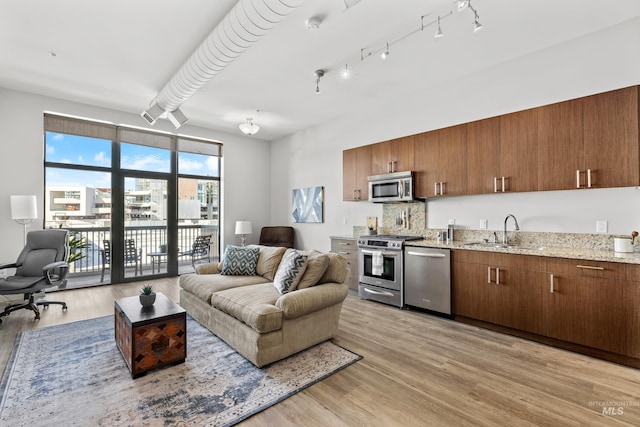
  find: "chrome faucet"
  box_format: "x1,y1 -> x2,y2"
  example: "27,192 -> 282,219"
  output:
503,214 -> 520,245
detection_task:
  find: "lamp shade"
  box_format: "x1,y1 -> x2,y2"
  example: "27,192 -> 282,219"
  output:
239,120 -> 260,136
10,195 -> 37,220
235,220 -> 253,235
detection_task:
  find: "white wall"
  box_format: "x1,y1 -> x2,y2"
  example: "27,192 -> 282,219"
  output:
0,88 -> 271,262
271,19 -> 640,251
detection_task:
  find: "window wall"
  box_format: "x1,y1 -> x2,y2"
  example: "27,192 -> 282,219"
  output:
44,114 -> 222,287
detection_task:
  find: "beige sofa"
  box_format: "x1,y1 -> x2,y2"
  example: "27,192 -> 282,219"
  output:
179,245 -> 349,367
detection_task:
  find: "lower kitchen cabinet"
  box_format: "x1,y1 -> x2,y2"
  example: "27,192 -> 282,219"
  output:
330,237 -> 358,292
452,250 -> 640,363
452,250 -> 546,335
547,259 -> 639,358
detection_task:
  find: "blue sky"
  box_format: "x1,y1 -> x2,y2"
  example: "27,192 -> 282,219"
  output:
45,132 -> 219,188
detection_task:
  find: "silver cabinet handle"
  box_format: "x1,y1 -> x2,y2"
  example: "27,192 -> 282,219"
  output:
363,287 -> 395,297
487,266 -> 492,284
494,177 -> 498,193
337,242 -> 350,246
406,251 -> 446,258
434,182 -> 439,196
587,169 -> 592,188
337,251 -> 350,255
576,264 -> 605,271
550,274 -> 555,293
441,182 -> 446,195
496,267 -> 500,285
501,176 -> 506,193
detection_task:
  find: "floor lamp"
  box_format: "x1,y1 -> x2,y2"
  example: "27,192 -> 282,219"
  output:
11,195 -> 37,245
235,220 -> 252,247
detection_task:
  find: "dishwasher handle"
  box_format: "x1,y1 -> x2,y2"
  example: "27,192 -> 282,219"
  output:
406,251 -> 446,258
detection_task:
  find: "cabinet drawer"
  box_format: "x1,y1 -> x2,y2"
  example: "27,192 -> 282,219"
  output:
548,258 -> 627,280
330,239 -> 357,259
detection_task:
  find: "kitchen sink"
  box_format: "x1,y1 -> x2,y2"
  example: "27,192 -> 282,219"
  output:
462,242 -> 546,251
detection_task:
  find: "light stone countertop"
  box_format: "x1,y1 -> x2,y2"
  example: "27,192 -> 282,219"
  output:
405,239 -> 640,265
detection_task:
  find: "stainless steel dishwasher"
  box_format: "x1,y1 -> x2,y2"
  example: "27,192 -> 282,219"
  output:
403,247 -> 451,315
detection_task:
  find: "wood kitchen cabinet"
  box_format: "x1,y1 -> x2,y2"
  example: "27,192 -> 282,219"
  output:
546,258 -> 639,357
343,145 -> 371,201
370,135 -> 415,175
415,125 -> 467,197
330,237 -> 358,291
582,86 -> 640,188
452,250 -> 547,335
538,98 -> 583,191
538,86 -> 640,191
499,108 -> 538,193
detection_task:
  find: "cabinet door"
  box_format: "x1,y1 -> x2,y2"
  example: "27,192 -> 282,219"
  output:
547,259 -> 629,355
467,117 -> 500,194
391,135 -> 415,173
583,86 -> 640,188
500,109 -> 538,193
438,125 -> 468,196
342,146 -> 371,201
330,238 -> 359,291
538,99 -> 583,191
414,130 -> 440,198
452,259 -> 497,323
342,148 -> 358,201
356,145 -> 371,201
370,141 -> 392,175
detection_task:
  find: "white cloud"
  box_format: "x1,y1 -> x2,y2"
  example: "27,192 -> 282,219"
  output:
94,151 -> 109,165
179,158 -> 204,172
46,144 -> 55,154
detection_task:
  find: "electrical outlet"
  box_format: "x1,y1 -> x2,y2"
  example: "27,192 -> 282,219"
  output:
479,219 -> 488,230
596,220 -> 608,233
448,219 -> 455,225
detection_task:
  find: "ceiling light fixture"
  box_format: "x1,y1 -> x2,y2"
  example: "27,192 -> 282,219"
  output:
380,43 -> 390,60
456,0 -> 469,12
434,16 -> 444,38
305,16 -> 322,30
469,1 -> 483,32
341,64 -> 351,79
239,117 -> 260,135
314,69 -> 325,94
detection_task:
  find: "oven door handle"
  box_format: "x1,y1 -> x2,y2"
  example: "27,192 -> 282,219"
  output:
360,249 -> 400,257
362,287 -> 396,297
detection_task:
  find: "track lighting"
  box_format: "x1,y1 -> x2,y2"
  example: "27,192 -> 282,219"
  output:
380,43 -> 390,60
434,16 -> 444,38
341,64 -> 351,79
314,69 -> 325,94
456,1 -> 469,12
469,1 -> 483,32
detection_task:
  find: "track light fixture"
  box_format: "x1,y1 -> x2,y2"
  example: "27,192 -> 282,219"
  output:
380,43 -> 390,60
434,16 -> 444,38
314,69 -> 325,94
341,64 -> 351,79
469,0 -> 483,32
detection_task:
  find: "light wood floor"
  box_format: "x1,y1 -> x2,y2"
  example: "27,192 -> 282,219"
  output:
1,278 -> 639,426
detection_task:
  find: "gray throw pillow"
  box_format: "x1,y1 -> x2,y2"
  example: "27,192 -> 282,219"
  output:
273,249 -> 308,294
220,245 -> 260,276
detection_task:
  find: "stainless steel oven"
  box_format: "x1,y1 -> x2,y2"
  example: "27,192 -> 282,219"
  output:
357,235 -> 422,308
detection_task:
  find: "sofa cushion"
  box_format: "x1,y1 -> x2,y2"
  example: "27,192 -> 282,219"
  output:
318,252 -> 348,285
179,273 -> 269,304
296,251 -> 330,290
220,245 -> 260,276
249,245 -> 287,281
273,249 -> 308,294
210,283 -> 282,333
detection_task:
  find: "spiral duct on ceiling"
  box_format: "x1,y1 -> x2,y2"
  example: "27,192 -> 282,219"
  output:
142,0 -> 305,127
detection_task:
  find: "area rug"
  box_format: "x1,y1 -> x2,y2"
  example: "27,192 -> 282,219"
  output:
0,316 -> 360,426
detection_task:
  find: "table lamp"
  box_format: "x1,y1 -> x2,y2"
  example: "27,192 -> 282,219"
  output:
235,220 -> 252,246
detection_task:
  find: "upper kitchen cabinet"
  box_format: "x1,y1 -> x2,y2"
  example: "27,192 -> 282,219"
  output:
370,136 -> 415,175
538,86 -> 640,191
467,117 -> 500,194
538,98 -> 583,191
582,86 -> 640,189
415,125 -> 468,198
499,108 -> 538,193
343,145 -> 371,201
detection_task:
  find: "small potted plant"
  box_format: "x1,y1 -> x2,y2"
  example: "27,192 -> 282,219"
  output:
368,225 -> 376,235
139,284 -> 156,307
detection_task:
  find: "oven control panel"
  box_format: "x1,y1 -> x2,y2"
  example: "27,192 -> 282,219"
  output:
357,239 -> 403,249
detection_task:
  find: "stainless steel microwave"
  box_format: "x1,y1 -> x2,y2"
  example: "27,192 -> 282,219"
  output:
368,171 -> 415,203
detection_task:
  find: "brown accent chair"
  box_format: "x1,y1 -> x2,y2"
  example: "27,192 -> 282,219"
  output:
259,226 -> 294,248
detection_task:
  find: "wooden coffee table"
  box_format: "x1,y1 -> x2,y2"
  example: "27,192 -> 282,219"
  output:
114,292 -> 187,378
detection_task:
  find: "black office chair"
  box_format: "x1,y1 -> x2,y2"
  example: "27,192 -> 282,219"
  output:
0,229 -> 70,324
180,235 -> 212,267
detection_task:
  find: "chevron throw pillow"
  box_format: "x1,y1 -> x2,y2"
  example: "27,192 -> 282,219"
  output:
220,245 -> 260,276
273,250 -> 308,294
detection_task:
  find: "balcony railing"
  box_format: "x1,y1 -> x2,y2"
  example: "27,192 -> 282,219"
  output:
62,225 -> 220,276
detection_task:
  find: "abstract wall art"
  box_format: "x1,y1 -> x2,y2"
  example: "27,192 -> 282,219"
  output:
292,186 -> 324,223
